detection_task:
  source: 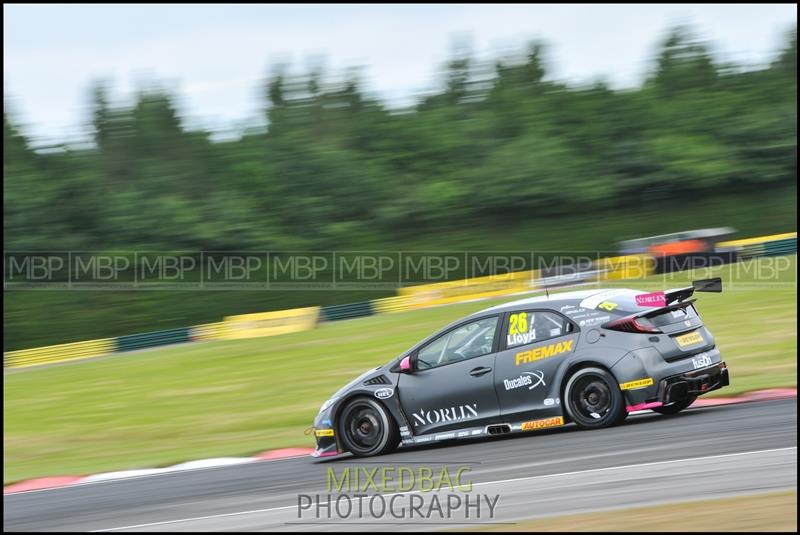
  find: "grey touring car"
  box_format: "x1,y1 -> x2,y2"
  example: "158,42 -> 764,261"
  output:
311,278 -> 729,458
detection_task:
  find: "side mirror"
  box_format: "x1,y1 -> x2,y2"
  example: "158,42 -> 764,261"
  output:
399,355 -> 412,374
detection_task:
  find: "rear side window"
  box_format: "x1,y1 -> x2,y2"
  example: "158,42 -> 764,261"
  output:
506,311 -> 570,349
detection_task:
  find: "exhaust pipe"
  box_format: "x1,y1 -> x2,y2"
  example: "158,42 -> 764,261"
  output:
667,380 -> 690,403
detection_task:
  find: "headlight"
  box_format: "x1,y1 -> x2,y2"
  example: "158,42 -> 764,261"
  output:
319,396 -> 338,413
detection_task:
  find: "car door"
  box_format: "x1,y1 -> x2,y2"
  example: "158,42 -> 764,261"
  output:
494,309 -> 579,421
397,315 -> 501,436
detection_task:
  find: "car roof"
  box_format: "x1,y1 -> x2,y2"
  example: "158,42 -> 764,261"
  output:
471,287 -> 632,316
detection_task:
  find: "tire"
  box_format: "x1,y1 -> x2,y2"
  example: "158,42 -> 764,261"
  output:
564,367 -> 627,429
337,397 -> 399,457
651,395 -> 697,415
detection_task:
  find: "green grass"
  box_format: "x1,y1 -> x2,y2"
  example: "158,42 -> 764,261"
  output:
3,256 -> 796,483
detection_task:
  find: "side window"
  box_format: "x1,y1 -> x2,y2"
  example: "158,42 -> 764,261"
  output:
505,311 -> 570,349
417,317 -> 499,370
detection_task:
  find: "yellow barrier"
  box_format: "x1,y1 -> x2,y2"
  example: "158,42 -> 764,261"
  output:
717,232 -> 797,248
397,270 -> 538,309
372,295 -> 414,314
4,338 -> 116,369
221,306 -> 320,340
594,255 -> 656,281
190,322 -> 228,342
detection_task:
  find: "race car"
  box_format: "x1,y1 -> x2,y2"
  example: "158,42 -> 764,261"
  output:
311,278 -> 729,458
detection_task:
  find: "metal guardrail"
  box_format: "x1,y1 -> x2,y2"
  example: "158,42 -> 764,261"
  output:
116,327 -> 192,352
190,322 -> 227,342
320,301 -> 374,322
372,295 -> 413,314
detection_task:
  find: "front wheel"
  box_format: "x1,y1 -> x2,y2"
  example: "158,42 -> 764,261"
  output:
338,397 -> 399,457
651,395 -> 697,415
564,367 -> 627,429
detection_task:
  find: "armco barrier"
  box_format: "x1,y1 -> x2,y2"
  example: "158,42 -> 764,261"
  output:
116,327 -> 192,352
764,237 -> 798,256
372,295 -> 414,314
717,232 -> 797,260
190,322 -> 228,342
320,301 -> 374,322
4,338 -> 116,369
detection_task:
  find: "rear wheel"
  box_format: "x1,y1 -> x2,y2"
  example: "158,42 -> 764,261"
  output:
338,397 -> 399,457
564,367 -> 627,429
651,395 -> 697,415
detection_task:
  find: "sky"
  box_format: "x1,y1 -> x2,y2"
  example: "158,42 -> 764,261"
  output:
4,4 -> 797,145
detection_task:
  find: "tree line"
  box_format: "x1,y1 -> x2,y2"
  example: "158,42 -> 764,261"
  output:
4,25 -> 796,254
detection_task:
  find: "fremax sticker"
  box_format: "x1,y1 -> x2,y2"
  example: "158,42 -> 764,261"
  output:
515,340 -> 573,366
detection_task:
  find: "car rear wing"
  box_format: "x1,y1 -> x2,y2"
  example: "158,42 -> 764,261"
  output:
665,277 -> 723,305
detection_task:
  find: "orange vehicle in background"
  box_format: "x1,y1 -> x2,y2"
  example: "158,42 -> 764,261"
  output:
618,228 -> 736,256
648,238 -> 709,257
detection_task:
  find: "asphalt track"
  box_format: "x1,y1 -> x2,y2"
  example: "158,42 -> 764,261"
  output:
4,399 -> 797,531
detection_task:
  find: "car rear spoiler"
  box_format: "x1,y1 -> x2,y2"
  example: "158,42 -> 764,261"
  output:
665,277 -> 723,304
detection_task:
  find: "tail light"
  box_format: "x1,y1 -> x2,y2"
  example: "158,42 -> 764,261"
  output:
602,315 -> 662,334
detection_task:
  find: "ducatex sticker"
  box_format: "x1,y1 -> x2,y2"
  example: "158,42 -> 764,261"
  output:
315,429 -> 335,437
619,378 -> 654,390
515,340 -> 573,366
503,370 -> 546,391
521,416 -> 564,431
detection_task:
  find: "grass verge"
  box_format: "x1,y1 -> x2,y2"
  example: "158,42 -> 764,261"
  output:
465,490 -> 797,532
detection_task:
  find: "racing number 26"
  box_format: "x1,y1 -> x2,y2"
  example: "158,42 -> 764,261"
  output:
509,312 -> 528,335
